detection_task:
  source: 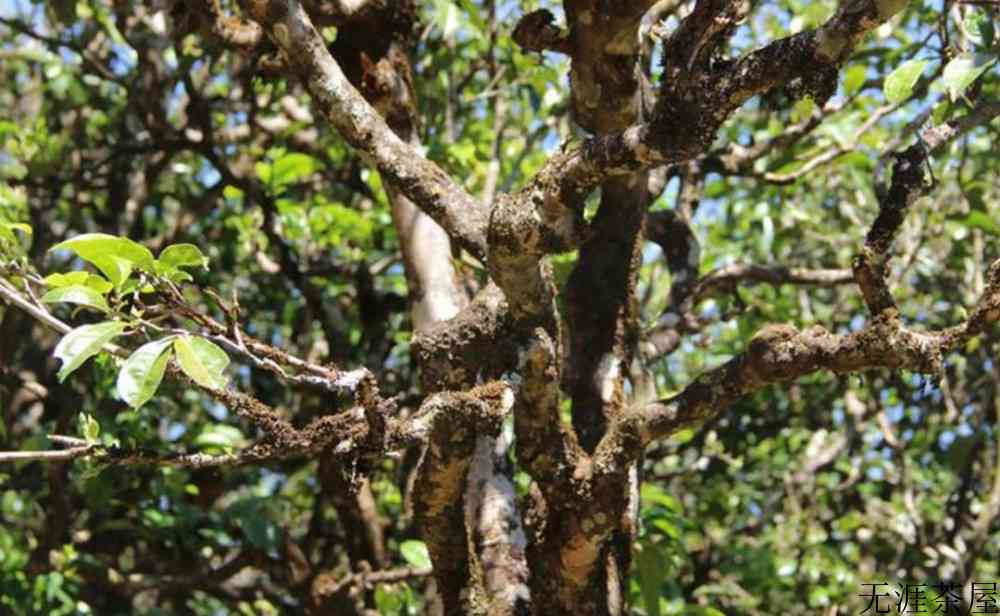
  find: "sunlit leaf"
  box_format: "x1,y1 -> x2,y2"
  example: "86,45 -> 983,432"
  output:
158,243 -> 208,271
942,54 -> 996,102
966,11 -> 995,48
883,59 -> 928,104
951,211 -> 1000,236
271,153 -> 318,187
0,221 -> 31,238
400,540 -> 431,568
173,335 -> 229,389
116,337 -> 174,408
51,233 -> 155,288
53,321 -> 127,381
43,271 -> 90,288
641,484 -> 682,513
78,413 -> 100,443
842,64 -> 867,96
41,284 -> 110,313
195,424 -> 246,450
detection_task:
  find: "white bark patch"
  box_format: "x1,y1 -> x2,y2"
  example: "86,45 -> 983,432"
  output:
149,11 -> 166,35
463,430 -> 531,608
688,244 -> 701,268
273,23 -> 290,49
338,0 -> 371,13
625,464 -> 639,528
597,354 -> 621,403
658,312 -> 680,328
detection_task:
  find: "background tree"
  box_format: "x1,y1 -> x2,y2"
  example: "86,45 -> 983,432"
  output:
0,0 -> 998,614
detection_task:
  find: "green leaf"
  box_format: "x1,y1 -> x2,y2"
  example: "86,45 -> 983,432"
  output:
6,223 -> 31,236
43,271 -> 90,288
223,185 -> 243,200
689,608 -> 726,616
96,255 -> 134,289
173,336 -> 229,389
116,337 -> 174,408
51,233 -> 155,288
930,99 -> 953,125
636,544 -> 669,616
966,11 -> 995,48
641,484 -> 682,513
53,321 -> 127,381
670,427 -> 695,445
842,64 -> 867,96
255,161 -> 273,187
157,243 -> 208,271
952,211 -> 1000,236
227,498 -> 277,550
271,153 -> 318,187
400,540 -> 431,568
883,59 -> 928,104
118,278 -> 155,296
41,284 -> 110,313
942,53 -> 996,102
85,275 -> 114,294
78,413 -> 100,442
0,222 -> 31,245
194,424 -> 246,450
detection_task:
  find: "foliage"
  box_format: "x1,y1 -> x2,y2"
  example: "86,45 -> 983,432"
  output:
0,0 -> 998,614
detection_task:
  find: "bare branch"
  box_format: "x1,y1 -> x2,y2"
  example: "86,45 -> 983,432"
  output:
0,444 -> 95,463
610,284 -> 1000,456
0,277 -> 73,336
855,101 -> 1000,315
693,264 -> 853,297
0,434 -> 241,467
606,101 -> 1000,468
245,0 -> 490,261
512,9 -> 571,54
525,0 -> 910,216
702,99 -> 848,177
319,564 -> 434,600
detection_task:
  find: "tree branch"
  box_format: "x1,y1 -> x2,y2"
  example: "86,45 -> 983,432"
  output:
526,0 -> 910,215
603,100 -> 1000,468
244,0 -> 490,261
610,276 -> 1000,458
411,383 -> 515,613
855,101 -> 1000,316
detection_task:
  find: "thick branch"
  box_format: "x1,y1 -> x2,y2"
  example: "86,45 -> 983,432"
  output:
604,102 -> 1000,470
412,283 -> 516,391
661,0 -> 751,82
464,432 -> 532,614
512,9 -> 571,54
247,0 -> 489,261
528,0 -> 909,214
411,383 -> 515,614
609,277 -> 1000,456
855,101 -> 1000,315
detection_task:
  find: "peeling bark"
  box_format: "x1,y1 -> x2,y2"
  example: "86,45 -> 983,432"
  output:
412,385 -> 515,614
